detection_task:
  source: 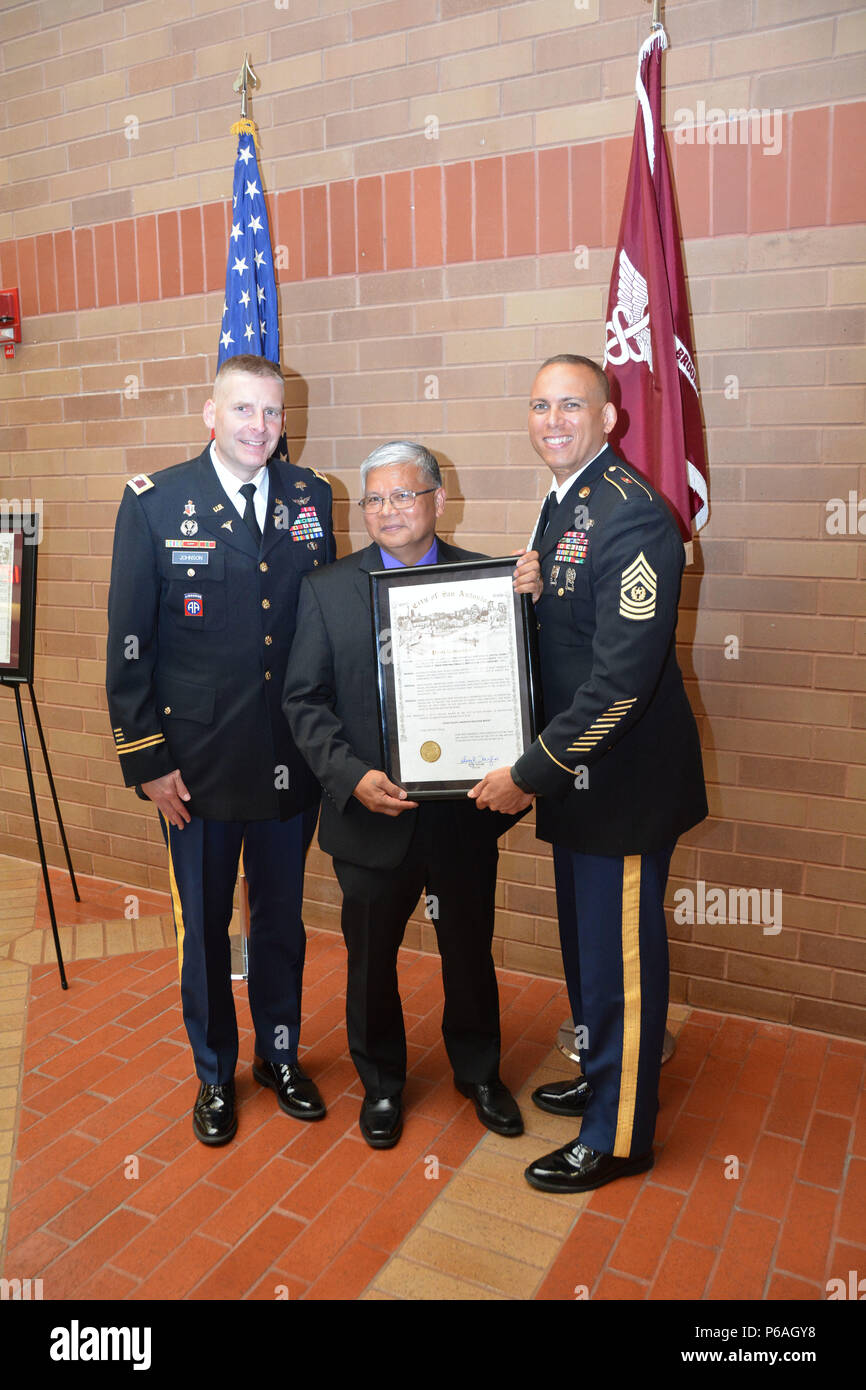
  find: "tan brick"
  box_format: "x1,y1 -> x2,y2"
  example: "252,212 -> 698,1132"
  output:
408,87 -> 500,131
836,10 -> 866,54
503,65 -> 601,116
502,0 -> 599,41
1,0 -> 41,42
110,150 -> 177,189
12,203 -> 73,237
5,27 -> 61,68
662,77 -> 753,129
124,0 -> 193,33
326,102 -> 408,149
505,286 -> 603,326
713,19 -> 834,77
828,268 -> 866,306
272,147 -> 353,191
415,299 -> 503,334
354,62 -> 438,110
746,540 -> 859,580
66,72 -> 127,112
8,144 -> 67,182
61,8 -> 125,52
324,32 -> 405,80
78,306 -> 142,340
536,95 -> 635,145
441,40 -> 534,90
755,55 -> 865,109
443,328 -> 537,366
408,10 -> 499,61
374,1257 -> 499,1302
106,90 -> 173,131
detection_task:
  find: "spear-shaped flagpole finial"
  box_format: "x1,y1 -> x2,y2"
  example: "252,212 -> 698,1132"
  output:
647,0 -> 662,28
233,52 -> 259,121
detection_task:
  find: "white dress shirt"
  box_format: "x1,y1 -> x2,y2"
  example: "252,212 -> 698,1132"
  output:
209,442 -> 269,533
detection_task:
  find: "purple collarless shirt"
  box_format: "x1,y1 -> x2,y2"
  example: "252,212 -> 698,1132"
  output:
378,538 -> 438,569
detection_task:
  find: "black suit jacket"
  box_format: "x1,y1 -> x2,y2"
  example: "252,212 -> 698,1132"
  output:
512,445 -> 707,856
106,445 -> 335,822
283,538 -> 518,870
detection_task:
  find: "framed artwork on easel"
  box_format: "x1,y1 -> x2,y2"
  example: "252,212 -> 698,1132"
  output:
0,511 -> 38,685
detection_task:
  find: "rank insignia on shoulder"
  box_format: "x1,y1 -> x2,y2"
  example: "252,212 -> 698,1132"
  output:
620,551 -> 657,621
309,467 -> 329,484
127,474 -> 154,495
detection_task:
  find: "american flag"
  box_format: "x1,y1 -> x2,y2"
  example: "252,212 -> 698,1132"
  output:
218,131 -> 280,368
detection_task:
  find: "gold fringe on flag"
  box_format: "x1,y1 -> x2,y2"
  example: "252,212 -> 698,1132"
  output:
230,117 -> 259,149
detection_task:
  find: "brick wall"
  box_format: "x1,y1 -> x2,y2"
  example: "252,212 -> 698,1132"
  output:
0,0 -> 864,1038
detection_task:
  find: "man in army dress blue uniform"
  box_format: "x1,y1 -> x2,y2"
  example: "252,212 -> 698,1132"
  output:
471,355 -> 707,1192
106,354 -> 336,1145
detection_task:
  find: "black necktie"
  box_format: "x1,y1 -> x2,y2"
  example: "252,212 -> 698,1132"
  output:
239,482 -> 262,548
538,491 -> 560,539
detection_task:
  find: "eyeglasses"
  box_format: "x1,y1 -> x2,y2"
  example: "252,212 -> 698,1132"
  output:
358,488 -> 437,514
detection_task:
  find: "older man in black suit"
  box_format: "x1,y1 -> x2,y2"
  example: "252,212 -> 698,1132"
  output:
283,441 -> 540,1148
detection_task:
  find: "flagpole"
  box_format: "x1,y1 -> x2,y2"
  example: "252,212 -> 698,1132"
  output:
648,0 -> 662,29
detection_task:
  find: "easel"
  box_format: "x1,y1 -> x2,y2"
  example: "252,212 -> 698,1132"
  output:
2,678 -> 78,989
1,509 -> 76,988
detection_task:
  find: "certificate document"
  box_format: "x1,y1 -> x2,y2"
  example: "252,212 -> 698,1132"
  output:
371,556 -> 541,799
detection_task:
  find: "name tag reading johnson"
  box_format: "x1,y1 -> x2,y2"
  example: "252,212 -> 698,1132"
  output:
370,556 -> 541,800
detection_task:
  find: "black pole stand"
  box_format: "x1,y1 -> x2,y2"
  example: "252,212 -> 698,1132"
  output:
4,677 -> 73,989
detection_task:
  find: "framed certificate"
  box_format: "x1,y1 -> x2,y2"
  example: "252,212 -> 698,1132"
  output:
0,510 -> 39,685
370,556 -> 542,799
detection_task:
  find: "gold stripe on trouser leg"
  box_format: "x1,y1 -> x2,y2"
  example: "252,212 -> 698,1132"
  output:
162,815 -> 186,984
613,854 -> 642,1157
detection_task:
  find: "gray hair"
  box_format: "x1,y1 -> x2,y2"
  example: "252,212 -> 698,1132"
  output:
360,440 -> 442,489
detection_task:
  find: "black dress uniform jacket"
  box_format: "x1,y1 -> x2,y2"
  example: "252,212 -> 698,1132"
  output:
512,445 -> 706,855
283,539 -> 516,870
106,445 -> 335,823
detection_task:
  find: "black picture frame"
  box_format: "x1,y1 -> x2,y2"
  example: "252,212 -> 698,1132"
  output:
370,555 -> 542,800
0,510 -> 39,685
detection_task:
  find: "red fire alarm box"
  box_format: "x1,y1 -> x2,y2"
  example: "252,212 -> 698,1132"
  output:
0,288 -> 21,344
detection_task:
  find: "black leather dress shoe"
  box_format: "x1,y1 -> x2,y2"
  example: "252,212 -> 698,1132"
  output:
456,1079 -> 524,1136
192,1081 -> 237,1146
531,1076 -> 592,1118
524,1139 -> 653,1193
359,1094 -> 403,1149
253,1057 -> 326,1121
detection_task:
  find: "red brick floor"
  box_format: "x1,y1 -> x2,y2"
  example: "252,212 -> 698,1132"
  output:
2,863 -> 865,1302
536,1014 -> 866,1300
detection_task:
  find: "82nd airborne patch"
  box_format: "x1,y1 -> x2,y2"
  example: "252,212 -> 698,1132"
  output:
619,551 -> 657,621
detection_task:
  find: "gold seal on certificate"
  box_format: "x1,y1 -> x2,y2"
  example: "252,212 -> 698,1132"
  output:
370,556 -> 541,800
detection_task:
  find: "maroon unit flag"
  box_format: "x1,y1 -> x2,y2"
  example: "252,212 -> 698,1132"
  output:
603,27 -> 709,540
